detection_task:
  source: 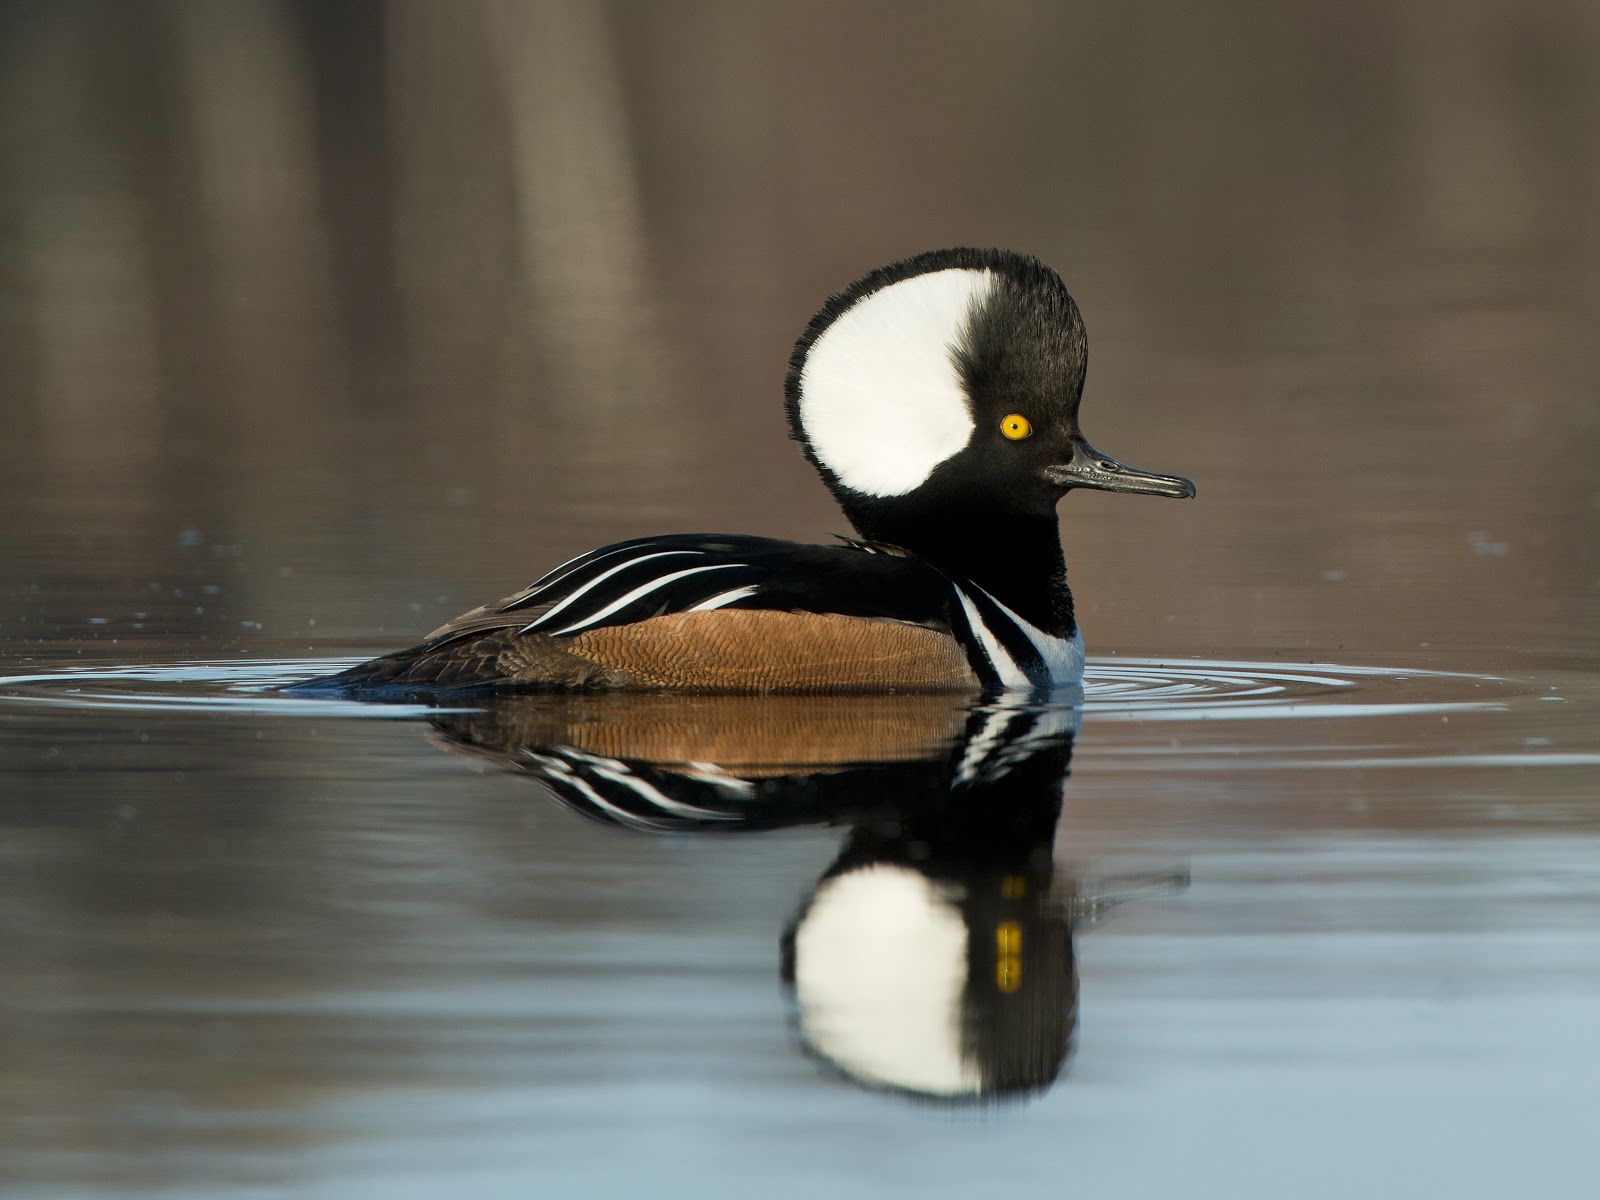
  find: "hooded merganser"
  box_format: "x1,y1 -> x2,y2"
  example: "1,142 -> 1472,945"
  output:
295,247 -> 1195,697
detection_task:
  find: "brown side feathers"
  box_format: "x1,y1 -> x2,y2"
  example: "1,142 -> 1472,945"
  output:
339,608 -> 978,694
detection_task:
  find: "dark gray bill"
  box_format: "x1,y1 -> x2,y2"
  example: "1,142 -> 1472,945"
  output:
1043,439 -> 1196,498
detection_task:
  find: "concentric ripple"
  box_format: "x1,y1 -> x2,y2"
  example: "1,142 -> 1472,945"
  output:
1079,657 -> 1510,721
0,658 -> 448,718
0,655 -> 1515,722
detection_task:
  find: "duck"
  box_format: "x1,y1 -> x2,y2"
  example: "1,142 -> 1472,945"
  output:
291,247 -> 1195,697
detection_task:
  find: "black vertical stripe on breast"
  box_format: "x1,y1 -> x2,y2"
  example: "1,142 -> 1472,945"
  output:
944,594 -> 1009,690
948,580 -> 1053,690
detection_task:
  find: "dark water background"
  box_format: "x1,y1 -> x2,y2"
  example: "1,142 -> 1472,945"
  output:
2,2 -> 1598,1196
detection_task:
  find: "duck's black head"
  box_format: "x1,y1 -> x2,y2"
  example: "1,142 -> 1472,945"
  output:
785,249 -> 1194,623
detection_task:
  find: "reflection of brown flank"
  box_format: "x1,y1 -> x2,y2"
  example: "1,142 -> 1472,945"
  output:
356,609 -> 979,694
430,691 -> 972,772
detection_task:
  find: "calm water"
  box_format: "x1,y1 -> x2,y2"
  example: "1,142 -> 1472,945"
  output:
3,650 -> 1597,1197
4,2 -> 1600,1196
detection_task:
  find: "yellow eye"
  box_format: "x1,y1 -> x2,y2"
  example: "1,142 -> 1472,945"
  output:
1000,414 -> 1032,440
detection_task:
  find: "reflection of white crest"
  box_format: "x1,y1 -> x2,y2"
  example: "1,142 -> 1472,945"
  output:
797,269 -> 992,497
793,864 -> 979,1096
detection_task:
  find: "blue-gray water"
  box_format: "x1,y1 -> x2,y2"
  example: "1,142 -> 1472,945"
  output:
3,2 -> 1599,1196
3,655 -> 1596,1196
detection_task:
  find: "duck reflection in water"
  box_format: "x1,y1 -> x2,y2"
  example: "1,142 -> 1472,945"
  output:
427,693 -> 1182,1103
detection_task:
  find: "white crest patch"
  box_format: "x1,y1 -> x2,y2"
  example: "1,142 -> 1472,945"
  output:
798,268 -> 994,497
793,864 -> 979,1096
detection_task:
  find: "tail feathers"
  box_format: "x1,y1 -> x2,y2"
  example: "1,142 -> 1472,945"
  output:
282,630 -> 631,696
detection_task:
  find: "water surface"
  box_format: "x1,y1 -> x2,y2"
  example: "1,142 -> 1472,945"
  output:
3,650 -> 1596,1197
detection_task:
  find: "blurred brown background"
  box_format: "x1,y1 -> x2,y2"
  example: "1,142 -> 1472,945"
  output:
1,0 -> 1596,665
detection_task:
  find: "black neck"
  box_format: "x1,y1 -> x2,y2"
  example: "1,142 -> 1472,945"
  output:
843,497 -> 1075,636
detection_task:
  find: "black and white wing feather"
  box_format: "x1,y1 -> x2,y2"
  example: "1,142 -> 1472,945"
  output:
418,533 -> 955,649
290,533 -> 1086,695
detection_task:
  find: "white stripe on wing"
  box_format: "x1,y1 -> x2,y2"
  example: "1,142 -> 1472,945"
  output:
686,585 -> 760,612
547,562 -> 749,636
510,542 -> 641,608
521,548 -> 702,632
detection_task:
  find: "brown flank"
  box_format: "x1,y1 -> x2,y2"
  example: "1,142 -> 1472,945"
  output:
361,609 -> 979,693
